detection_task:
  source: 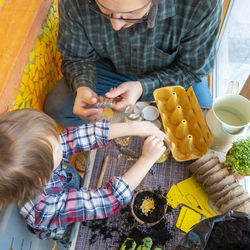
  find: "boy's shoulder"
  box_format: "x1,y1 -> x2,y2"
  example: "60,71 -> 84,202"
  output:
20,165 -> 69,210
45,164 -> 82,194
43,165 -> 67,194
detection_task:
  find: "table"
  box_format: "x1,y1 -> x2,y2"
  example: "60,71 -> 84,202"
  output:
74,136 -> 193,250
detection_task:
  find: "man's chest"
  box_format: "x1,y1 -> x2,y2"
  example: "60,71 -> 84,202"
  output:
85,21 -> 183,74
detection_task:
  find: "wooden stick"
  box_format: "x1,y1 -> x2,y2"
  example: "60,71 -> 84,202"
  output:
97,156 -> 109,188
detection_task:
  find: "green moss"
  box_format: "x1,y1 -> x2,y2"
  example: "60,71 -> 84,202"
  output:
224,137 -> 250,175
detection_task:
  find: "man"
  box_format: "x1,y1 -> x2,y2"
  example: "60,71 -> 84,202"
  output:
44,0 -> 222,127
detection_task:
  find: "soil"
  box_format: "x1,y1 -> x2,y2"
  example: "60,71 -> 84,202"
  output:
205,217 -> 250,250
133,190 -> 166,224
123,238 -> 134,249
81,202 -> 173,249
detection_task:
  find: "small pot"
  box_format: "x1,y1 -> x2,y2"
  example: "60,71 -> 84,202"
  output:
226,149 -> 249,180
131,188 -> 167,226
228,168 -> 247,181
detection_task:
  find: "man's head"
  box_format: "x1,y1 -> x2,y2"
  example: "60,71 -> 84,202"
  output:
0,109 -> 59,206
89,0 -> 154,30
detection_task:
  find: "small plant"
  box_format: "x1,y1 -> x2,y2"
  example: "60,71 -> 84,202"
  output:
224,137 -> 250,176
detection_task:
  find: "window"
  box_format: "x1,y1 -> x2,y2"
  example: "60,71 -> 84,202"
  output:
213,0 -> 250,193
213,0 -> 250,98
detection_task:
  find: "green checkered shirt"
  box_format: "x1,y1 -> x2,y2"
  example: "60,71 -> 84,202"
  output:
58,0 -> 222,100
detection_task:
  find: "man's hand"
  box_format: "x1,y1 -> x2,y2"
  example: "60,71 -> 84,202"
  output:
73,87 -> 102,121
105,81 -> 143,111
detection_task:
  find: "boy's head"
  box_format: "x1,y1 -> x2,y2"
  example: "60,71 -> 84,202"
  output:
0,109 -> 59,206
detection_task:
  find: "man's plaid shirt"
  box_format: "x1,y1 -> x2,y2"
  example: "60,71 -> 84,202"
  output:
20,120 -> 132,240
58,0 -> 222,100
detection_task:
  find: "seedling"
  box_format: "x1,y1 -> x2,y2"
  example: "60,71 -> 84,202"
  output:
224,137 -> 250,176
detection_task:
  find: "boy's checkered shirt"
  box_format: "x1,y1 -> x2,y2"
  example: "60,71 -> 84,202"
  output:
20,120 -> 133,240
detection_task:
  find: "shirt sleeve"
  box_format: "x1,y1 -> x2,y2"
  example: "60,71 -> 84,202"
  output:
58,0 -> 99,93
60,120 -> 110,159
21,177 -> 132,240
138,1 -> 222,101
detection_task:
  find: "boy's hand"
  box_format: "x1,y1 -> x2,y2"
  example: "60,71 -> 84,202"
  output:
134,121 -> 168,141
122,136 -> 167,191
141,136 -> 166,162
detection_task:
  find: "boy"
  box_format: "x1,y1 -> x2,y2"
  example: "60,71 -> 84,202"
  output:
0,108 -> 166,241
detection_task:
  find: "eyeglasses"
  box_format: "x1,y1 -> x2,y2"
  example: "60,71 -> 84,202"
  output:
88,0 -> 151,23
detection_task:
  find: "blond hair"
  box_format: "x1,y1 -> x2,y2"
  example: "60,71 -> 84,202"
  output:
0,109 -> 59,206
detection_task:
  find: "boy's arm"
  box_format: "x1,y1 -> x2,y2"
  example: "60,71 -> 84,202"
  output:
20,176 -> 133,240
122,135 -> 165,190
108,121 -> 168,141
122,156 -> 155,191
60,120 -> 167,159
60,120 -> 110,159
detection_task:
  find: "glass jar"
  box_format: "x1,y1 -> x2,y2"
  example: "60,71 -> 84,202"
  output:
114,105 -> 143,147
156,141 -> 171,163
124,105 -> 143,122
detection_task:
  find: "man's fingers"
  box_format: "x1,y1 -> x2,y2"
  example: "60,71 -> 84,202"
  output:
87,97 -> 98,105
83,108 -> 101,117
106,84 -> 127,98
111,99 -> 130,111
82,113 -> 102,121
77,87 -> 98,105
78,96 -> 97,106
74,106 -> 100,118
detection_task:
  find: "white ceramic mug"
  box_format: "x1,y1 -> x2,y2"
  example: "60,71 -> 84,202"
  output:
206,94 -> 250,152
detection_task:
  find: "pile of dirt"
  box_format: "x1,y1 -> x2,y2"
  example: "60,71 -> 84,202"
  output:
205,217 -> 250,250
82,205 -> 173,248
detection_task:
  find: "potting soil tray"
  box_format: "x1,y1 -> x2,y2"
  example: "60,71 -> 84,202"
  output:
154,86 -> 213,161
75,136 -> 191,250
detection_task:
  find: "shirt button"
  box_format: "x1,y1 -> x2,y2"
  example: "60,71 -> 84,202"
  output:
62,164 -> 67,169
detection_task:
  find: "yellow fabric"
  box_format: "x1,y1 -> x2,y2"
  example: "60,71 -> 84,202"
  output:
12,0 -> 62,112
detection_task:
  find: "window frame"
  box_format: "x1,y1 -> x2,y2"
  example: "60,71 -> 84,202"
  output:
210,0 -> 233,98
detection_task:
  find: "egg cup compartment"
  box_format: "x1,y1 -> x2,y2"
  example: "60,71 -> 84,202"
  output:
154,86 -> 213,161
175,119 -> 189,139
170,106 -> 183,125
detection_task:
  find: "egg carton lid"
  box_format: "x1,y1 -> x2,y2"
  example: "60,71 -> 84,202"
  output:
154,86 -> 214,161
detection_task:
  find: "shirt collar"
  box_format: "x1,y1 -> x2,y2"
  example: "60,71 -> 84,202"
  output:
156,0 -> 175,22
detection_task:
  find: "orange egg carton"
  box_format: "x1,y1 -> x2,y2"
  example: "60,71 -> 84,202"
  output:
154,86 -> 213,161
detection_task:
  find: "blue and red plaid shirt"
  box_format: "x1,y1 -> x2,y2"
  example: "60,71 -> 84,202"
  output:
19,120 -> 132,240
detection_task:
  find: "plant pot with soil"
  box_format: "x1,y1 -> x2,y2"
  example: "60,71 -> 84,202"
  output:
224,137 -> 250,180
131,189 -> 167,227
